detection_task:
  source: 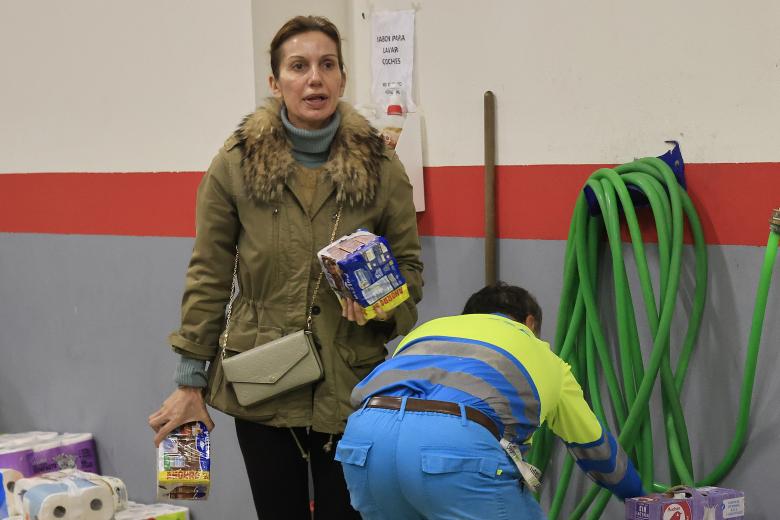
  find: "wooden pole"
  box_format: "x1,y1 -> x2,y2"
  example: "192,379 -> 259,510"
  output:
484,90 -> 497,286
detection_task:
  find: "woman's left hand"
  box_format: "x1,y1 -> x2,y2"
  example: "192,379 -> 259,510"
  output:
342,297 -> 393,326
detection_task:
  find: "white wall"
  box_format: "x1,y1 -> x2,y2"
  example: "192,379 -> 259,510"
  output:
348,0 -> 780,165
251,0 -> 350,101
0,0 -> 255,173
4,0 -> 780,173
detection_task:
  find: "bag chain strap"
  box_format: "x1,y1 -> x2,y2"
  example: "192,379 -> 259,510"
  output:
219,205 -> 343,359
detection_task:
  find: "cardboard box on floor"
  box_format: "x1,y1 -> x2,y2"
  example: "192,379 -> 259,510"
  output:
625,486 -> 744,520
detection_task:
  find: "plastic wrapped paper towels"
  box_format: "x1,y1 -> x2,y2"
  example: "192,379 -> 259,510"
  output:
11,470 -> 126,520
0,469 -> 23,517
40,469 -> 128,513
17,476 -> 113,520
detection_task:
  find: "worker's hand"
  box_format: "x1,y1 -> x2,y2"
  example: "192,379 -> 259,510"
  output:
148,386 -> 215,447
342,297 -> 394,326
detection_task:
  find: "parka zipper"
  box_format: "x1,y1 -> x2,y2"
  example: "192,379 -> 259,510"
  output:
272,207 -> 280,285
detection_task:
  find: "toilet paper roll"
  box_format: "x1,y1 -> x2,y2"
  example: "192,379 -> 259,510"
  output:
0,436 -> 27,449
0,432 -> 58,446
27,432 -> 60,442
23,478 -> 113,520
0,468 -> 23,516
13,475 -> 55,514
0,445 -> 35,477
12,474 -> 75,514
44,469 -> 128,513
60,433 -> 100,474
93,474 -> 128,512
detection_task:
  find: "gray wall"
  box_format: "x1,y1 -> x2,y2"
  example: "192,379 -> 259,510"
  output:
1,234 -> 778,518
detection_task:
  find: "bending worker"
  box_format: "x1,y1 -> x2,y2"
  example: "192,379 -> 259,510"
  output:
335,282 -> 644,519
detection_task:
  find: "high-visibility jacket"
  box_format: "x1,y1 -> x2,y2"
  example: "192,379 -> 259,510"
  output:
351,313 -> 643,500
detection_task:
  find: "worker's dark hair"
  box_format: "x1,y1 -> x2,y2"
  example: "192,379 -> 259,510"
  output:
462,282 -> 542,332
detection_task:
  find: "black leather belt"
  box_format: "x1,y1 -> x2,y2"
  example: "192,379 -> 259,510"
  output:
365,396 -> 500,440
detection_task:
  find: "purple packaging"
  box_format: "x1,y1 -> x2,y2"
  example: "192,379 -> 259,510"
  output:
27,434 -> 99,475
0,445 -> 35,477
626,486 -> 745,520
31,439 -> 62,475
696,487 -> 745,520
59,433 -> 100,474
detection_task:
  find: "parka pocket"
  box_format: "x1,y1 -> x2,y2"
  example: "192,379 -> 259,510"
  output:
334,322 -> 388,370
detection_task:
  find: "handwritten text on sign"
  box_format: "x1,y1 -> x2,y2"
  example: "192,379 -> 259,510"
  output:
371,10 -> 415,110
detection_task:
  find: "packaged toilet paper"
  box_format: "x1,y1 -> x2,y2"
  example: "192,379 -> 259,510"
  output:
317,229 -> 409,319
157,422 -> 210,500
18,475 -> 113,520
40,469 -> 127,513
2,432 -> 100,476
625,486 -> 745,520
0,445 -> 34,477
59,434 -> 100,474
115,501 -> 190,520
0,468 -> 23,517
31,439 -> 63,475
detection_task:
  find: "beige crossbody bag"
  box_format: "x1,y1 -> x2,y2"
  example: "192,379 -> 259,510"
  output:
220,206 -> 342,407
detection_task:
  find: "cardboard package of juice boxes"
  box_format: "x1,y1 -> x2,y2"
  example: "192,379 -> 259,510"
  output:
625,486 -> 744,520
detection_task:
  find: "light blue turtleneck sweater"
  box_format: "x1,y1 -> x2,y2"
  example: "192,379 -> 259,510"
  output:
174,107 -> 340,388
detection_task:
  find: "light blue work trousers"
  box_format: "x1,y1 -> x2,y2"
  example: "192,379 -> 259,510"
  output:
335,400 -> 546,519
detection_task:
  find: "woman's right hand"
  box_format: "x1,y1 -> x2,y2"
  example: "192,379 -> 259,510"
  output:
342,297 -> 393,326
148,386 -> 215,447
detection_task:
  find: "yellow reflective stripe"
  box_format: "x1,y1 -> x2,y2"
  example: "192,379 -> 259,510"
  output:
587,450 -> 628,486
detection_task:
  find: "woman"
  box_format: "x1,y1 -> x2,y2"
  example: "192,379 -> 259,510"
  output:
148,15 -> 423,519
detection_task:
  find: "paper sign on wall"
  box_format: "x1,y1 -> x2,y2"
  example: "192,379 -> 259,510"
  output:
371,10 -> 415,111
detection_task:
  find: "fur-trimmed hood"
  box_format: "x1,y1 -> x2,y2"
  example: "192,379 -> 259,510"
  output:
233,97 -> 386,207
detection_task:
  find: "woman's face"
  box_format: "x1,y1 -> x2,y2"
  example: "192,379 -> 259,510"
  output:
269,31 -> 346,130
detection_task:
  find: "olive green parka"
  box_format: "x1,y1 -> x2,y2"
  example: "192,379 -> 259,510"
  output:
168,98 -> 423,433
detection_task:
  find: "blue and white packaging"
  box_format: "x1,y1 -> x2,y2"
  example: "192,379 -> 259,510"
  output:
18,475 -> 113,520
317,229 -> 409,319
41,469 -> 127,513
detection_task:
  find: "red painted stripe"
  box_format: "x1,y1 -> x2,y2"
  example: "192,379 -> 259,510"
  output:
416,163 -> 780,246
0,172 -> 204,237
0,165 -> 777,245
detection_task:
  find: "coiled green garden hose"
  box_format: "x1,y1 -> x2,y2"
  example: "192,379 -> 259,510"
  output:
525,156 -> 779,519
